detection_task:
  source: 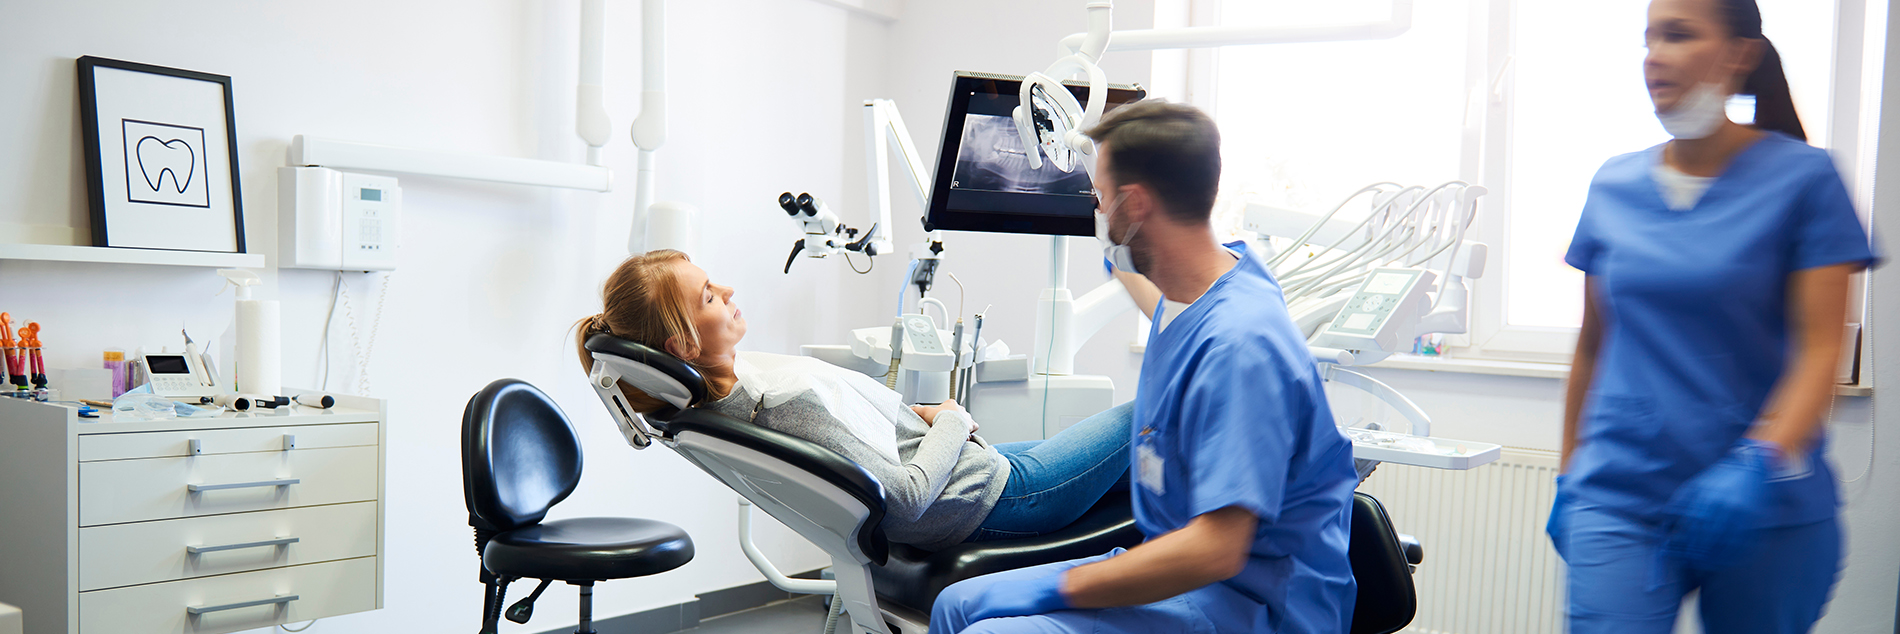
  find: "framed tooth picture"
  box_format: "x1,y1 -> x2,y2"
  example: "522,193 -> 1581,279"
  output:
77,56 -> 245,253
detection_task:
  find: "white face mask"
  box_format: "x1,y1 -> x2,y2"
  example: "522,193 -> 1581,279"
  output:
1656,53 -> 1737,140
1094,192 -> 1142,274
1656,81 -> 1730,140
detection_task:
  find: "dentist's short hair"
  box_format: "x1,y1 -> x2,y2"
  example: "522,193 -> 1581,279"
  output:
1085,100 -> 1222,223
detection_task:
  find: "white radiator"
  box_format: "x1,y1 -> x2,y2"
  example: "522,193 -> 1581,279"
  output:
1356,448 -> 1565,634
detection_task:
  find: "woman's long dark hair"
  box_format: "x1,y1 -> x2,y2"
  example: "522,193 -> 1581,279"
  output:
1720,0 -> 1807,141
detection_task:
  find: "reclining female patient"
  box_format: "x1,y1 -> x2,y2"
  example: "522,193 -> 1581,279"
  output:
575,250 -> 1132,551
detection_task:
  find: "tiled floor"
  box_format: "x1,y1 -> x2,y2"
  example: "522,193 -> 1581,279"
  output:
687,595 -> 832,633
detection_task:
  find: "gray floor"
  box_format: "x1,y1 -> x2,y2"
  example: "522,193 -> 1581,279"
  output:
686,595 -> 833,633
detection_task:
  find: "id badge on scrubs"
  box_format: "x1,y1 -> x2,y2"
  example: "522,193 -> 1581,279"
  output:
1137,431 -> 1165,495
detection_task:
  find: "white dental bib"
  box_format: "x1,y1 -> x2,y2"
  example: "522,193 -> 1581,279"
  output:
733,351 -> 903,464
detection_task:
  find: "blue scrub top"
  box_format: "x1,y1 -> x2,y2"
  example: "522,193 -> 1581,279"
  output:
1134,247 -> 1360,633
1565,132 -> 1880,527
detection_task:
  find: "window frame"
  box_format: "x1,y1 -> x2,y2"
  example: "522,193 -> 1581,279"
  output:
1177,0 -> 1881,374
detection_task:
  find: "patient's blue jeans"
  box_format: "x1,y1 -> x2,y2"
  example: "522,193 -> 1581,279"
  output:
966,401 -> 1135,542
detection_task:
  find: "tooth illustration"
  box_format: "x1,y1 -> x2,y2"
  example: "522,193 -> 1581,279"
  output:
135,136 -> 196,194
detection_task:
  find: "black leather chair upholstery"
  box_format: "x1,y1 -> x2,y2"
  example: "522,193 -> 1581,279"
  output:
463,379 -> 694,634
1349,492 -> 1419,634
871,490 -> 1143,614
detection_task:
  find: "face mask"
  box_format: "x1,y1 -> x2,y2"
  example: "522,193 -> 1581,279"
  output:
1094,192 -> 1142,274
1656,53 -> 1736,140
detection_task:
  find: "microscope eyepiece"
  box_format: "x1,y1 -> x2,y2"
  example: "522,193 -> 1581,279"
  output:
796,193 -> 821,217
779,192 -> 801,216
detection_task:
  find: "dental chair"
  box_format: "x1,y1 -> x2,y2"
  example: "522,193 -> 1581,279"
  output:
582,333 -> 1422,634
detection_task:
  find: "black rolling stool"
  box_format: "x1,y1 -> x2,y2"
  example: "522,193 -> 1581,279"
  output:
1349,492 -> 1425,634
462,379 -> 695,634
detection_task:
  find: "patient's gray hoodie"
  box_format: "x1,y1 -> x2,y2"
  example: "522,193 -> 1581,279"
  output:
702,352 -> 1008,550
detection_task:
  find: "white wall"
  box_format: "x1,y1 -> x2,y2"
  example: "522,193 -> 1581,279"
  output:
0,1 -> 892,631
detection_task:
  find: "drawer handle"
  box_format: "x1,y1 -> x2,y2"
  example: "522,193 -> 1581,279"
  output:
186,594 -> 300,615
188,479 -> 301,493
187,536 -> 300,555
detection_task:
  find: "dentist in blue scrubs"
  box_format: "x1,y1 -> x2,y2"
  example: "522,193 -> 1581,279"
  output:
1550,0 -> 1881,632
929,102 -> 1360,633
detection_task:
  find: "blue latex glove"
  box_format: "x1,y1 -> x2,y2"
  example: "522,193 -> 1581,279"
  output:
968,573 -> 1071,622
1545,474 -> 1571,562
1660,438 -> 1781,572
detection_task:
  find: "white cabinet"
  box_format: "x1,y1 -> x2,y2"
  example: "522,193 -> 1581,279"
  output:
0,393 -> 385,634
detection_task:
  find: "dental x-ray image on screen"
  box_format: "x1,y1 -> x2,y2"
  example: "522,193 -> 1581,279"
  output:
925,72 -> 1145,237
951,114 -> 1095,196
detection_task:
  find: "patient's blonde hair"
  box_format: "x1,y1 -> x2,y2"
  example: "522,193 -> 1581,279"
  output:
574,250 -> 733,413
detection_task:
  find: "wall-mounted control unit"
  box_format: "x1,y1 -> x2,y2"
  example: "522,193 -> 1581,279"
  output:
1312,267 -> 1437,359
279,166 -> 401,271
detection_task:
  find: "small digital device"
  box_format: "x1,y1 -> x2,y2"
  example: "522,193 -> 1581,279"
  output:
279,167 -> 402,271
925,72 -> 1145,237
138,352 -> 220,399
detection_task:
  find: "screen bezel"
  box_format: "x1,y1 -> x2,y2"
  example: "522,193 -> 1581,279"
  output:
925,72 -> 1146,237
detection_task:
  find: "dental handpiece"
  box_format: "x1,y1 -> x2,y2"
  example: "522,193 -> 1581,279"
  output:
885,317 -> 906,390
963,313 -> 985,409
949,319 -> 966,402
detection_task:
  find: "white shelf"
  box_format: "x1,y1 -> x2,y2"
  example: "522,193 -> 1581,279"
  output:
0,243 -> 264,269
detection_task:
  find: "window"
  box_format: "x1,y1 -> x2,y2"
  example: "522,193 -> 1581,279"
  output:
1169,0 -> 1882,362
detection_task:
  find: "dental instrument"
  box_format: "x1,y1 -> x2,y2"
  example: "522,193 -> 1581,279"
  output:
779,192 -> 882,273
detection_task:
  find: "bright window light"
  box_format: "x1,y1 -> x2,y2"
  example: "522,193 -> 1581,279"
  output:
1211,0 -> 1472,215
1508,0 -> 1839,328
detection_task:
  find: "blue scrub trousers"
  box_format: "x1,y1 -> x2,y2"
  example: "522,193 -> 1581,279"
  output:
931,548 -> 1254,634
1557,499 -> 1843,634
968,402 -> 1134,542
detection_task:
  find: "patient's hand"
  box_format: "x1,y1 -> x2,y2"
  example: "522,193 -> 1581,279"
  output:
911,400 -> 977,434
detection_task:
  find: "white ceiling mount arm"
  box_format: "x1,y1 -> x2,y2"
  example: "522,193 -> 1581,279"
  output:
865,99 -> 932,256
577,0 -> 611,166
629,0 -> 669,254
1075,2 -> 1114,62
1057,0 -> 1413,54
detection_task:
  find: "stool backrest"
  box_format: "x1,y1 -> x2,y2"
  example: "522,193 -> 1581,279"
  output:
462,379 -> 584,532
1348,492 -> 1418,634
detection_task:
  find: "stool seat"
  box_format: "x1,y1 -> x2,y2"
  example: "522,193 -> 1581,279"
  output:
483,517 -> 694,582
871,490 -> 1143,614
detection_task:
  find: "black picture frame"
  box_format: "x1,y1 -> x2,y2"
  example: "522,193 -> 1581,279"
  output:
77,56 -> 246,253
925,71 -> 1146,238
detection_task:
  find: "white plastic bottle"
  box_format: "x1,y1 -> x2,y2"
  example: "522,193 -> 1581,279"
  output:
215,269 -> 282,396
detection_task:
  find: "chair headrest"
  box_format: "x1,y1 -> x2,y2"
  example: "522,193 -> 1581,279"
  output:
585,332 -> 708,408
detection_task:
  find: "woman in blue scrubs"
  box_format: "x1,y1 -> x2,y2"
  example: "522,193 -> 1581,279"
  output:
1550,1 -> 1880,632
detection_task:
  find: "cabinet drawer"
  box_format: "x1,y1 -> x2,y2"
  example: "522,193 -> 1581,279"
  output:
80,423 -> 378,461
80,446 -> 378,526
80,502 -> 377,591
80,557 -> 377,634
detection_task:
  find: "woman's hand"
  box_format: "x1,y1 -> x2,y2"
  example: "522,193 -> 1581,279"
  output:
912,400 -> 977,434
